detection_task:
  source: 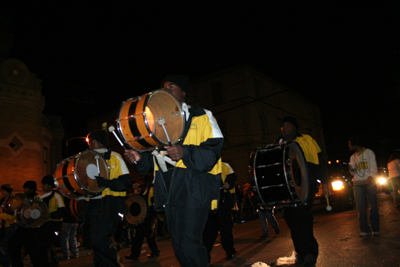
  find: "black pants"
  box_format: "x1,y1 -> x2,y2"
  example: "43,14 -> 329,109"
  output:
203,204 -> 236,259
165,205 -> 209,267
129,218 -> 159,258
283,204 -> 318,260
8,221 -> 61,267
87,199 -> 121,267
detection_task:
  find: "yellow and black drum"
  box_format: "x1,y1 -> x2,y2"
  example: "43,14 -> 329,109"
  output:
116,90 -> 185,151
55,150 -> 109,199
1,193 -> 25,215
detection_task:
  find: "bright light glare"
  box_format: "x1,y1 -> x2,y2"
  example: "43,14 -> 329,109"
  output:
331,181 -> 344,191
377,177 -> 387,185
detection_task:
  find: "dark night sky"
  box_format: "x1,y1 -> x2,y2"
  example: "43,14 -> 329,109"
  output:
1,2 -> 400,165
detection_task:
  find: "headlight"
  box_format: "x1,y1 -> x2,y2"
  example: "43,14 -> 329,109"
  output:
331,181 -> 344,191
377,177 -> 387,185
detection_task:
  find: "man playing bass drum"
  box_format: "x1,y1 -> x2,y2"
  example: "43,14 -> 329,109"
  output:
274,116 -> 328,267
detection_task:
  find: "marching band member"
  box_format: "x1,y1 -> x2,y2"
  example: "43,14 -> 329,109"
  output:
124,75 -> 224,267
274,116 -> 328,266
125,175 -> 160,261
0,184 -> 15,267
85,130 -> 133,267
202,162 -> 237,262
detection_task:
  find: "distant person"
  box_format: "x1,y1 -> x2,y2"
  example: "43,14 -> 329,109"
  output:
203,162 -> 237,262
348,135 -> 379,237
258,205 -> 279,239
273,116 -> 328,266
0,184 -> 15,267
125,175 -> 160,261
387,153 -> 400,210
59,197 -> 80,261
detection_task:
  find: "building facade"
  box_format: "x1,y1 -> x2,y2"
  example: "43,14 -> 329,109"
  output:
190,64 -> 326,185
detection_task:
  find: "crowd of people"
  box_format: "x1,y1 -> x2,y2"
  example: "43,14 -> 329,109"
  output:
0,74 -> 395,267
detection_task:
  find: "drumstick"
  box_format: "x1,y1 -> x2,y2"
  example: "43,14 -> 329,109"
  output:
108,126 -> 137,164
94,155 -> 101,176
326,196 -> 332,211
158,118 -> 172,146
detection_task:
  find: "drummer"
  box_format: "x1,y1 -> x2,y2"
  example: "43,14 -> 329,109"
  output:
125,174 -> 160,261
8,180 -> 38,267
273,116 -> 329,266
85,130 -> 133,267
0,184 -> 15,267
124,74 -> 224,267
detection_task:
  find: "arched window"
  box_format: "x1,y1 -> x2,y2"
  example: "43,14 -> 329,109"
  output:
258,112 -> 269,143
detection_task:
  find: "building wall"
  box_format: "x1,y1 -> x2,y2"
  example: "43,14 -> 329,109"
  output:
190,64 -> 325,186
0,58 -> 63,192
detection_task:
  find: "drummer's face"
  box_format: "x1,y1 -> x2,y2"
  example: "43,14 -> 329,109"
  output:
88,139 -> 102,150
281,122 -> 296,138
163,81 -> 186,103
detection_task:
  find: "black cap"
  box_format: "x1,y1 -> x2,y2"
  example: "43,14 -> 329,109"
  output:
41,175 -> 55,188
1,184 -> 13,194
23,181 -> 37,191
87,130 -> 109,148
281,116 -> 299,129
161,75 -> 189,99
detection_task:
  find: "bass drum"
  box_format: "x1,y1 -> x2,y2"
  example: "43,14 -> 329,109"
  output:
55,150 -> 109,199
124,194 -> 148,226
249,141 -> 311,208
1,193 -> 25,215
69,199 -> 88,221
116,90 -> 185,152
15,199 -> 50,228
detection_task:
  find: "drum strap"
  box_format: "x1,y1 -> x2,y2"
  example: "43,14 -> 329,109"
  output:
152,150 -> 176,172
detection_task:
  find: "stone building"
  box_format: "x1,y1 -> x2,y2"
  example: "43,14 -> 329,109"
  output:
190,64 -> 325,185
0,19 -> 64,192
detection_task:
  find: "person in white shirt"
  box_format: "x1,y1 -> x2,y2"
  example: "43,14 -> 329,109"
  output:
348,135 -> 379,237
387,153 -> 400,210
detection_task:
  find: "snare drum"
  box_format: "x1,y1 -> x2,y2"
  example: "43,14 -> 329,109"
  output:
69,199 -> 88,221
15,199 -> 50,228
55,150 -> 109,199
250,141 -> 310,207
125,194 -> 148,225
1,193 -> 25,215
116,90 -> 185,151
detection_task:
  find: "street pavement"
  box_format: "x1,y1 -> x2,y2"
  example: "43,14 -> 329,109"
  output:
23,193 -> 400,266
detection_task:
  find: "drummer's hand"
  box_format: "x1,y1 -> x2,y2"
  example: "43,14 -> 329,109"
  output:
165,144 -> 183,161
95,176 -> 107,187
367,176 -> 373,184
322,183 -> 330,198
124,149 -> 140,164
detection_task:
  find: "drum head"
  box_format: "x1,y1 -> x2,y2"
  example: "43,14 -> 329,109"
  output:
145,90 -> 185,145
286,141 -> 309,204
125,195 -> 148,225
74,150 -> 109,193
2,193 -> 25,215
16,200 -> 50,228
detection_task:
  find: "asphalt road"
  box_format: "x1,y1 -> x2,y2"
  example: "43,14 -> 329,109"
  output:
23,193 -> 400,266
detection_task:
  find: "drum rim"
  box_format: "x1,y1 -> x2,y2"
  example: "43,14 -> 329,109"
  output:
116,89 -> 185,151
73,150 -> 110,193
125,194 -> 149,225
15,199 -> 50,228
252,141 -> 309,207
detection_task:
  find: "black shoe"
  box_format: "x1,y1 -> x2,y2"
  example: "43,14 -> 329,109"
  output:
260,234 -> 269,239
147,252 -> 160,258
275,228 -> 280,234
125,254 -> 138,260
303,254 -> 317,266
225,254 -> 235,260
